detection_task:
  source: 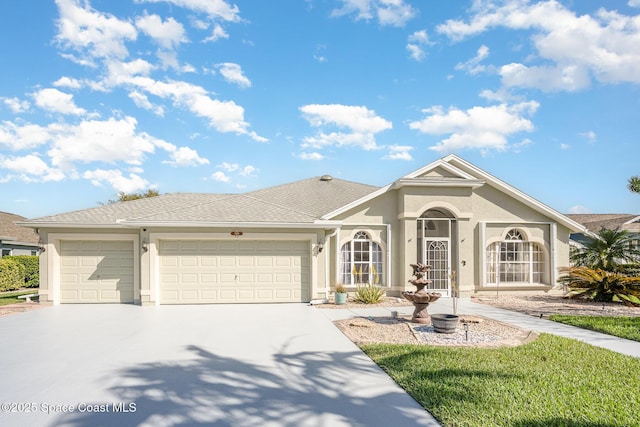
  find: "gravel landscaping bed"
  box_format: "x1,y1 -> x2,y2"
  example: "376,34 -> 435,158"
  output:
331,294 -> 639,347
334,314 -> 537,347
473,294 -> 640,317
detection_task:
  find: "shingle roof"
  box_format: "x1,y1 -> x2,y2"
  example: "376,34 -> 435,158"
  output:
22,177 -> 379,226
0,212 -> 39,243
565,214 -> 639,233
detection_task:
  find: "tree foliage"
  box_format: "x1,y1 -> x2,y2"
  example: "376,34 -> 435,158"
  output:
570,227 -> 640,271
0,258 -> 26,292
103,189 -> 160,205
4,255 -> 39,288
628,176 -> 640,194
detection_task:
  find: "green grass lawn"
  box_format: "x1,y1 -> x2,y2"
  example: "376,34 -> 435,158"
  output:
0,290 -> 38,306
549,314 -> 640,342
362,334 -> 640,427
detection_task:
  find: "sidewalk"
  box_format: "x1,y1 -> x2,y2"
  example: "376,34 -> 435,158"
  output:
317,297 -> 640,358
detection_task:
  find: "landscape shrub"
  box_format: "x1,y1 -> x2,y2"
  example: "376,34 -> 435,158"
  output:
558,266 -> 640,307
4,255 -> 39,288
0,258 -> 26,292
354,283 -> 386,304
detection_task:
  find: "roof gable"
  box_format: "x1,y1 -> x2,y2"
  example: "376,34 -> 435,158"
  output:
323,154 -> 586,233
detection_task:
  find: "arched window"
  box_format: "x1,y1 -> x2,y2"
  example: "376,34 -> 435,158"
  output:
340,231 -> 383,285
486,229 -> 545,285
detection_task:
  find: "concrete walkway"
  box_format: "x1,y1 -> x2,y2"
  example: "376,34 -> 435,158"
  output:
318,297 -> 640,358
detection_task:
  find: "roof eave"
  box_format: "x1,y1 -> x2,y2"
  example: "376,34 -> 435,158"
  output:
15,221 -> 126,229
120,220 -> 343,229
392,178 -> 485,189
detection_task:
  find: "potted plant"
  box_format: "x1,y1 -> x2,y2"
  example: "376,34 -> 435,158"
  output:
334,283 -> 348,305
431,270 -> 459,333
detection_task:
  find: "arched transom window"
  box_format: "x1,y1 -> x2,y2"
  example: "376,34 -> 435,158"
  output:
340,231 -> 383,285
486,229 -> 545,285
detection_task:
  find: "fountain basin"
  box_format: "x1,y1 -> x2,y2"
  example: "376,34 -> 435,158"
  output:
402,291 -> 441,304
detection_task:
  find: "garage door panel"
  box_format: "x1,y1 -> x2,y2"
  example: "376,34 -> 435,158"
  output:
60,240 -> 134,304
159,240 -> 309,304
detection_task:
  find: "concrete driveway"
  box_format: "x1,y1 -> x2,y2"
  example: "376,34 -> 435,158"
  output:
0,304 -> 439,427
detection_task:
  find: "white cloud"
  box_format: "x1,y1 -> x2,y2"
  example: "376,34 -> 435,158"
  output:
384,145 -> 413,160
137,0 -> 241,22
2,97 -> 30,114
216,63 -> 251,88
630,0 -> 640,8
406,29 -> 431,61
499,63 -> 590,92
47,116 -> 163,168
211,171 -> 230,182
299,104 -> 392,151
298,152 -> 325,160
53,76 -> 83,89
83,168 -> 150,193
331,0 -> 416,27
238,165 -> 256,176
0,154 -> 65,182
301,104 -> 392,134
33,88 -> 87,116
560,143 -> 570,150
218,162 -> 239,172
55,0 -> 137,60
203,24 -> 229,43
409,101 -> 539,153
377,0 -> 416,27
0,121 -> 55,150
580,130 -> 597,144
128,91 -> 165,116
455,45 -> 490,75
135,14 -> 187,50
163,146 -> 209,167
437,1 -> 640,90
122,76 -> 266,141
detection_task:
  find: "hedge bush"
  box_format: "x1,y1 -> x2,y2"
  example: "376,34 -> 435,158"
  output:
4,255 -> 39,288
0,258 -> 26,292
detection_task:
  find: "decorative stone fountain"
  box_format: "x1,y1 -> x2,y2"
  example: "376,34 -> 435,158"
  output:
402,263 -> 442,324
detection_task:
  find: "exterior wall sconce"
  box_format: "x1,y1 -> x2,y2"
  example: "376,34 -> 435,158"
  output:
141,239 -> 149,252
37,238 -> 46,254
317,240 -> 324,253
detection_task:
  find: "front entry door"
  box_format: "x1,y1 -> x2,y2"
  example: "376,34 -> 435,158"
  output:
418,214 -> 456,296
423,239 -> 450,296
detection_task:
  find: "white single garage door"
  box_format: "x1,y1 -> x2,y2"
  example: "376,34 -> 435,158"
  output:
159,240 -> 310,304
60,240 -> 134,303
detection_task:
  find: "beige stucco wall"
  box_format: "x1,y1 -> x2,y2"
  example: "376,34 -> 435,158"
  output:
331,181 -> 574,297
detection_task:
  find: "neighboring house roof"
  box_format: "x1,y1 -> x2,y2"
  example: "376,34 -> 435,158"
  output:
0,212 -> 39,244
566,214 -> 640,233
20,177 -> 379,228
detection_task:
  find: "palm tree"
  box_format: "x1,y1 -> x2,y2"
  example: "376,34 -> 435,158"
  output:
571,227 -> 640,271
558,266 -> 640,306
629,176 -> 640,194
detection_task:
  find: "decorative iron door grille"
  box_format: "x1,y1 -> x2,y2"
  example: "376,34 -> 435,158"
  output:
424,239 -> 450,296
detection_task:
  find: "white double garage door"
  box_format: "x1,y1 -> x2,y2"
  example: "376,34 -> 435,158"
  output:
60,239 -> 310,304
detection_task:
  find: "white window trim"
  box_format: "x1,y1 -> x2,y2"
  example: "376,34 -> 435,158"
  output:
340,232 -> 385,286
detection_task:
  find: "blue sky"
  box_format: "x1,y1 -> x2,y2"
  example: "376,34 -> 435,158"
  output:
1,0 -> 640,219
